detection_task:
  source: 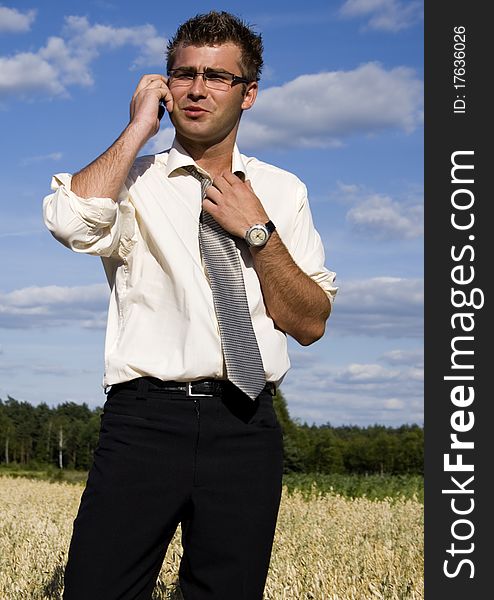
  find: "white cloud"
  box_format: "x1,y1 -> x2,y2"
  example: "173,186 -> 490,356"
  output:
130,35 -> 166,70
32,365 -> 77,376
30,364 -> 96,377
0,6 -> 36,33
0,15 -> 166,100
3,284 -> 106,306
380,348 -> 423,368
340,0 -> 423,32
332,180 -> 423,239
20,152 -> 62,166
0,284 -> 109,329
61,16 -> 165,72
346,193 -> 423,240
145,126 -> 176,154
336,362 -> 399,383
238,62 -> 422,150
0,52 -> 65,97
0,277 -> 422,337
332,276 -> 423,338
324,363 -> 419,394
282,355 -> 423,425
337,181 -> 361,197
281,372 -> 424,427
383,398 -> 405,410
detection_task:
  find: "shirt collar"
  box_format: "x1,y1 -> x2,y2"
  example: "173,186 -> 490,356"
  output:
161,137 -> 247,181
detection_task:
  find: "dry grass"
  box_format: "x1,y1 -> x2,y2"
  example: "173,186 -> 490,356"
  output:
0,476 -> 423,599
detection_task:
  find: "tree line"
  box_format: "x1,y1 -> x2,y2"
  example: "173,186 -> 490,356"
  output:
0,396 -> 101,470
0,392 -> 423,474
273,391 -> 423,475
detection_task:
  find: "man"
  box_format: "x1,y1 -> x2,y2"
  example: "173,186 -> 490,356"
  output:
43,11 -> 337,600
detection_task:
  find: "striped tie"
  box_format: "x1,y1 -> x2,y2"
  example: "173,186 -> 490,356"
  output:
183,165 -> 266,401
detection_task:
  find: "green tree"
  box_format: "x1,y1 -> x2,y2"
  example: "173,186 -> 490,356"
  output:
0,400 -> 16,464
273,390 -> 305,473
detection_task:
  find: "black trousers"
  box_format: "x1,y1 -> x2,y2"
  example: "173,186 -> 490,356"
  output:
63,380 -> 284,600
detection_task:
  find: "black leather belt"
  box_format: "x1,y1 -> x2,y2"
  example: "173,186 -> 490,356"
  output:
108,377 -> 276,398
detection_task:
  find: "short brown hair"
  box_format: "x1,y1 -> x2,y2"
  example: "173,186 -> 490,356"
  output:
166,11 -> 263,82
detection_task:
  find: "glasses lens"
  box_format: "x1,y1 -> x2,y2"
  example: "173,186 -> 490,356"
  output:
169,69 -> 194,87
204,72 -> 233,91
168,70 -> 234,91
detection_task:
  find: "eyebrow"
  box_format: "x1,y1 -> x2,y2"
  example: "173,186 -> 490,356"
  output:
172,66 -> 231,73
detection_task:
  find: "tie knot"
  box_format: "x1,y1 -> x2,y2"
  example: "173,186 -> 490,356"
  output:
183,165 -> 212,199
182,164 -> 208,183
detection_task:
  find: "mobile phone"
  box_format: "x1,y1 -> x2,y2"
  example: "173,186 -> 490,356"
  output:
158,101 -> 166,121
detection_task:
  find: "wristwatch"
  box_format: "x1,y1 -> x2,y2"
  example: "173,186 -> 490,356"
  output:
244,220 -> 276,247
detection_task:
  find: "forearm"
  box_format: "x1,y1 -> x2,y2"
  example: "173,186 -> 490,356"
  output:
71,122 -> 148,201
250,232 -> 331,345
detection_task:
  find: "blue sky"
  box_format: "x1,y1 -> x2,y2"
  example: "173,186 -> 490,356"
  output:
0,0 -> 423,426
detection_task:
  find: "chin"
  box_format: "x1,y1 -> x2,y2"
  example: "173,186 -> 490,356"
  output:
174,117 -> 207,134
176,123 -> 221,143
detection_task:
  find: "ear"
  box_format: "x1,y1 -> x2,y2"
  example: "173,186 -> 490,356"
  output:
241,81 -> 258,111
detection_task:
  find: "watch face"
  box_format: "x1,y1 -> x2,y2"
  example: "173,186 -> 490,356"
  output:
248,225 -> 268,246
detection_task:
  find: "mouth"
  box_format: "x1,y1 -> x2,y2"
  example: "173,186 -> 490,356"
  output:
183,106 -> 208,118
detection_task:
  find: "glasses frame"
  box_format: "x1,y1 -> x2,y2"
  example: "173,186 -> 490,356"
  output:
167,67 -> 254,90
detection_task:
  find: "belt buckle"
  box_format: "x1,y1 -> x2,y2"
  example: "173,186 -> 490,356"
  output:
186,381 -> 212,397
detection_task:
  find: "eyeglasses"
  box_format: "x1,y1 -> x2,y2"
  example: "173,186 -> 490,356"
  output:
167,67 -> 252,91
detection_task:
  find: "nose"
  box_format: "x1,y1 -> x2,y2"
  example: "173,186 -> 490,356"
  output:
188,73 -> 208,98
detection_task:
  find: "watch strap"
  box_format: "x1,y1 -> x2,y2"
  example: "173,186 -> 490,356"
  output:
265,220 -> 276,234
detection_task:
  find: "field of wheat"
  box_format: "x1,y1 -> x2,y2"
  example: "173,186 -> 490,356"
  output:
0,476 -> 423,599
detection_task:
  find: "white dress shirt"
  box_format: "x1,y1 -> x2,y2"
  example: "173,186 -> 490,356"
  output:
43,139 -> 337,388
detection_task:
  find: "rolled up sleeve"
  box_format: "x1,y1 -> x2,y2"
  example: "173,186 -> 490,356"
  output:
42,173 -> 136,258
289,182 -> 338,305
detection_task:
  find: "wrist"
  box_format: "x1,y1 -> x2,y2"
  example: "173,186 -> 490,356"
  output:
124,120 -> 153,150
